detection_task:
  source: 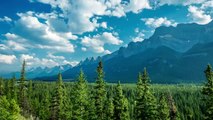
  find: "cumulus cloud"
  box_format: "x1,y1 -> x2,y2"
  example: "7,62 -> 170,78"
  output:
30,0 -> 152,34
132,32 -> 145,42
155,0 -> 206,6
125,0 -> 151,13
0,16 -> 12,22
142,17 -> 177,28
100,22 -> 107,29
9,12 -> 76,53
63,60 -> 79,66
81,32 -> 123,53
47,53 -> 65,60
0,54 -> 17,64
188,5 -> 212,24
20,54 -> 59,68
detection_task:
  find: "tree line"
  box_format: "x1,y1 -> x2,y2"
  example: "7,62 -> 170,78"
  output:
0,61 -> 213,120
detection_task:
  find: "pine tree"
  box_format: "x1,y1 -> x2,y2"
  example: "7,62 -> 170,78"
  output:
113,81 -> 130,120
135,72 -> 143,120
202,64 -> 213,120
158,94 -> 170,120
28,80 -> 33,100
9,75 -> 17,101
88,97 -> 97,120
134,68 -> 158,120
72,70 -> 89,120
39,90 -> 50,120
168,94 -> 180,120
50,73 -> 71,120
94,61 -> 107,120
105,96 -> 114,120
0,96 -> 22,120
18,60 -> 30,115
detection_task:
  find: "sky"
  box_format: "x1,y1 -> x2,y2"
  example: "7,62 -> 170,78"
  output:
0,0 -> 213,73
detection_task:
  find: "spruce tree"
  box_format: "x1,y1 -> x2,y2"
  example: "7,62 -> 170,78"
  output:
113,81 -> 130,120
202,64 -> 213,120
50,73 -> 70,120
158,94 -> 170,120
134,68 -> 158,120
72,70 -> 89,120
105,95 -> 114,120
39,90 -> 50,120
18,60 -> 30,115
9,75 -> 17,101
94,61 -> 107,119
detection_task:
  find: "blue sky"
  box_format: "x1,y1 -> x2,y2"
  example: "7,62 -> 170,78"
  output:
0,0 -> 213,73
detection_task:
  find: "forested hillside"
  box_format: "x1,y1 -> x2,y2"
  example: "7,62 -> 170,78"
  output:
0,61 -> 213,120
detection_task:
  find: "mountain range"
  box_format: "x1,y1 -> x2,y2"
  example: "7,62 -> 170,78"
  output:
3,64 -> 72,79
36,21 -> 213,83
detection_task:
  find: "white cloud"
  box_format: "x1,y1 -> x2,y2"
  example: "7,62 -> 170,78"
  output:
0,54 -> 17,64
142,17 -> 177,28
125,0 -> 151,13
100,22 -> 107,29
63,60 -> 79,66
155,0 -> 206,6
201,1 -> 213,9
132,32 -> 145,42
0,16 -> 12,22
11,12 -> 75,53
3,33 -> 28,51
47,53 -> 65,60
81,47 -> 87,52
104,50 -> 112,54
20,54 -> 59,68
101,32 -> 123,45
188,5 -> 212,24
30,0 -> 152,34
81,36 -> 105,53
81,32 -> 123,53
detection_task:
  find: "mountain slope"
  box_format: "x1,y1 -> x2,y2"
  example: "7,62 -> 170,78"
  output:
39,21 -> 213,83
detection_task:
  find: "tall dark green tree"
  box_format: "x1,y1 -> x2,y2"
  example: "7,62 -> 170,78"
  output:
113,81 -> 130,120
158,94 -> 170,120
9,75 -> 17,101
50,73 -> 71,120
72,70 -> 89,120
94,61 -> 107,119
202,64 -> 213,120
105,93 -> 114,120
18,60 -> 30,115
134,68 -> 158,120
39,90 -> 50,120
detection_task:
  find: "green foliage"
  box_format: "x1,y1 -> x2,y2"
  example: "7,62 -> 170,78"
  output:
72,70 -> 89,120
105,96 -> 114,120
0,77 -> 4,96
0,96 -> 22,120
202,64 -> 213,120
50,73 -> 71,120
168,94 -> 180,120
18,60 -> 30,115
0,62 -> 211,120
135,68 -> 158,120
113,81 -> 130,120
94,61 -> 107,120
158,94 -> 170,120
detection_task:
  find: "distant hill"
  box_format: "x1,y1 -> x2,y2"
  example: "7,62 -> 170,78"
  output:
39,21 -> 213,83
3,64 -> 72,79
